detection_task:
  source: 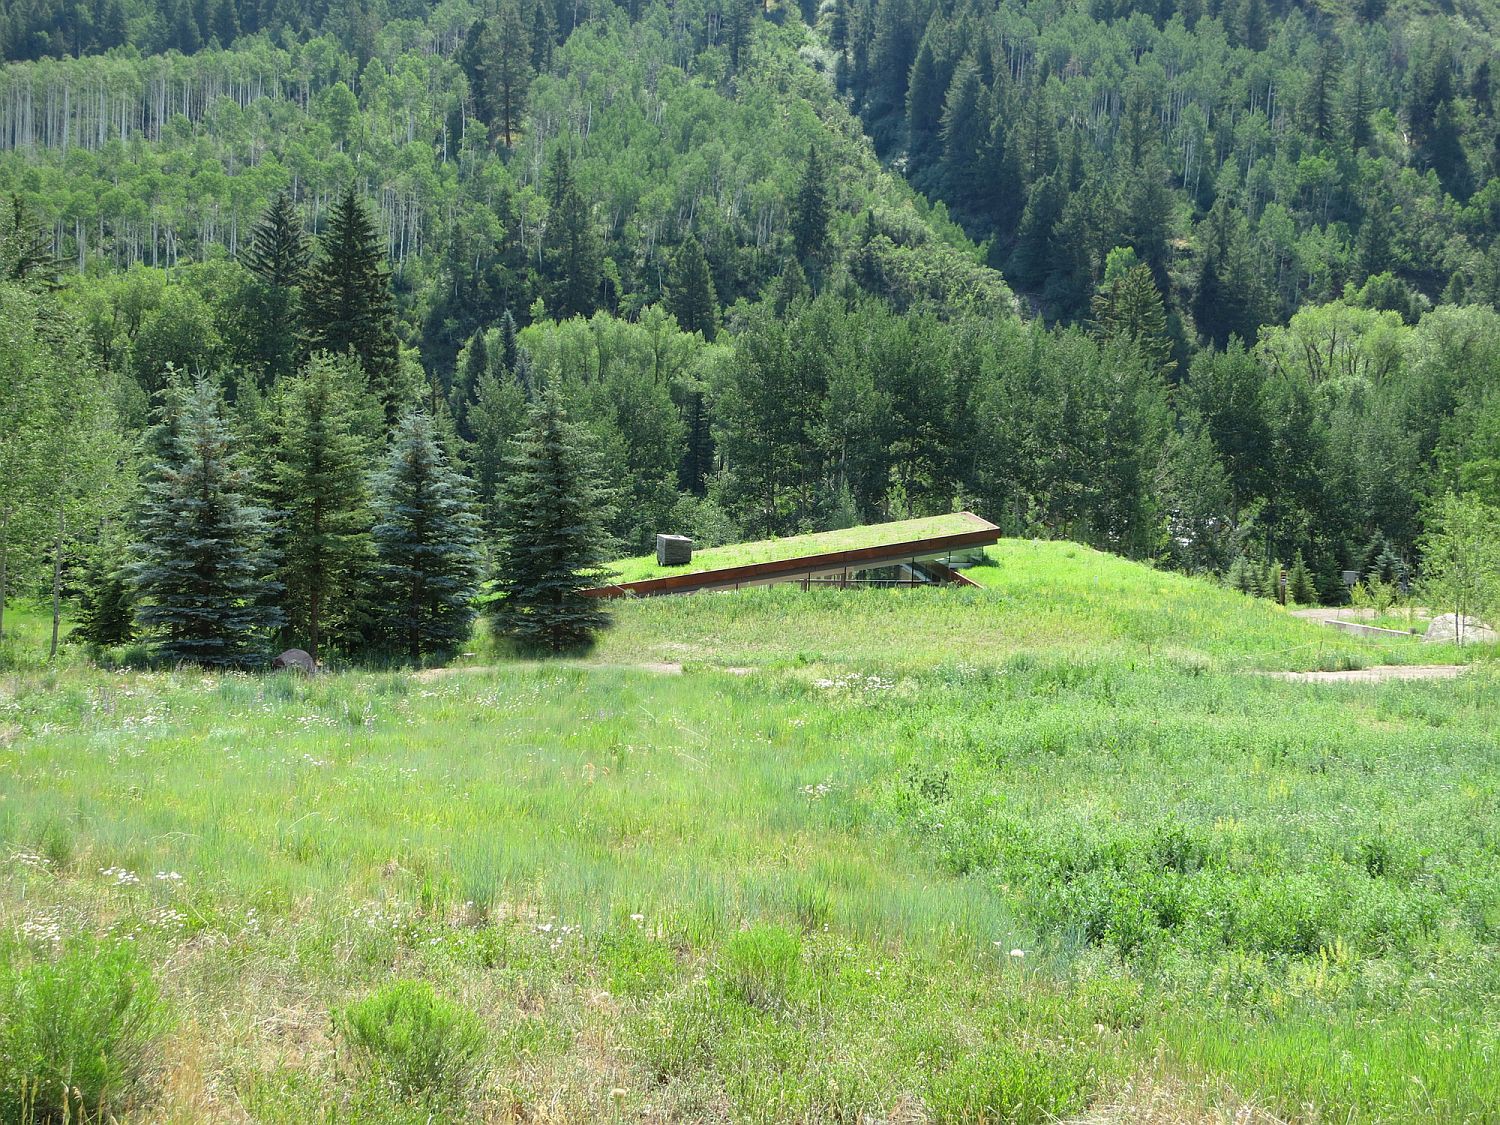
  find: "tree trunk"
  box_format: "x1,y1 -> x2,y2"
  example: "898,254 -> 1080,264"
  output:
309,586 -> 321,663
49,507 -> 65,660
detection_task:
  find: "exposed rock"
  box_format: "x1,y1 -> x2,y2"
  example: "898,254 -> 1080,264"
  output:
272,648 -> 317,674
1422,614 -> 1498,645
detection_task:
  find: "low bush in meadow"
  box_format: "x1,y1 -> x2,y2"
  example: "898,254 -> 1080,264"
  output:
0,938 -> 167,1122
718,924 -> 802,1011
334,980 -> 486,1101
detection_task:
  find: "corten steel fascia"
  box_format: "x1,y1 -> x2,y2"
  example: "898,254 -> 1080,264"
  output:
588,512 -> 1000,599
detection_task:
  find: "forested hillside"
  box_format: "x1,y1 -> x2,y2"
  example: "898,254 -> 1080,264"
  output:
2,0 -> 1499,665
838,0 -> 1500,327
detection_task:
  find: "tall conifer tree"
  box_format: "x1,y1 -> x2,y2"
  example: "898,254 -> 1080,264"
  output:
371,411 -> 481,662
132,380 -> 280,667
302,186 -> 401,414
243,191 -> 308,385
667,237 -> 717,340
490,390 -> 615,652
269,353 -> 378,660
543,151 -> 601,319
791,144 -> 831,266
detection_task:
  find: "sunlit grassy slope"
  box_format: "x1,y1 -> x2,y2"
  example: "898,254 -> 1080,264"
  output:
597,538 -> 1463,673
2,547 -> 1497,1122
604,512 -> 987,584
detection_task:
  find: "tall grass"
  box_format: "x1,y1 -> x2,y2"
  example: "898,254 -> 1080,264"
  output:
1,541 -> 1497,1120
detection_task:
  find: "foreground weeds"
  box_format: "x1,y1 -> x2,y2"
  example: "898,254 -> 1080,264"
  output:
1,569 -> 1497,1121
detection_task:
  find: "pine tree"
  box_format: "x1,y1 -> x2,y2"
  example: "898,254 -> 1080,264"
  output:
1354,195 -> 1393,283
243,191 -> 308,385
791,144 -> 831,266
302,186 -> 401,414
490,389 -> 616,652
543,151 -> 601,319
452,329 -> 488,442
1241,0 -> 1267,51
1342,55 -> 1373,153
726,0 -> 757,74
526,0 -> 556,70
371,411 -> 481,663
1288,550 -> 1318,605
498,309 -> 520,376
75,546 -> 136,647
1226,553 -> 1255,593
769,256 -> 809,314
210,0 -> 237,45
1,194 -> 61,284
469,366 -> 528,541
270,354 -> 378,661
131,380 -> 280,667
490,0 -> 534,146
1307,40 -> 1341,143
939,57 -> 988,203
1091,263 -> 1177,380
667,237 -> 718,340
906,38 -> 946,173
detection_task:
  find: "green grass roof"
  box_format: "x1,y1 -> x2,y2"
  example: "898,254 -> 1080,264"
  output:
606,513 -> 991,584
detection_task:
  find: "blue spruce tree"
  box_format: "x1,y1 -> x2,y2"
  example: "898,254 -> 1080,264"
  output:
371,411 -> 481,663
131,380 -> 280,667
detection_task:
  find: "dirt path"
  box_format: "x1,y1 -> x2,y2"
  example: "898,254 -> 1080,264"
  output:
1266,664 -> 1466,683
412,660 -> 684,682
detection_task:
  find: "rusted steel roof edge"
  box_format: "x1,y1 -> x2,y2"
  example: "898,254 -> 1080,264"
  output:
589,513 -> 1000,599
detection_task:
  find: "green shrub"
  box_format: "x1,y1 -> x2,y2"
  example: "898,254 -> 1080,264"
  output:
718,924 -> 802,1011
926,1041 -> 1095,1123
334,980 -> 486,1099
631,981 -> 734,1079
0,938 -> 167,1123
596,926 -> 679,997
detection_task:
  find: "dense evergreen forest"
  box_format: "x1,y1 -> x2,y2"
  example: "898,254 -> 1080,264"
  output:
2,0 -> 1498,663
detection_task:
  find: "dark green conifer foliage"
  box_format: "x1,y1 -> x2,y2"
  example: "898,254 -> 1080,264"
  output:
939,57 -> 987,202
770,256 -> 809,314
452,329 -> 488,441
543,151 -> 601,319
490,389 -> 616,653
132,380 -> 280,667
460,3 -> 532,146
1,196 -> 57,284
1307,40 -> 1340,142
269,353 -> 378,660
498,309 -> 520,376
526,0 -> 556,71
243,191 -> 308,385
1241,0 -> 1268,50
906,38 -> 945,172
301,186 -> 401,413
1288,550 -> 1317,605
1342,56 -> 1374,153
667,237 -> 718,340
791,144 -> 831,266
75,538 -> 136,647
492,0 -> 534,146
726,0 -> 757,74
1226,554 -> 1255,593
1092,263 -> 1177,380
371,411 -> 481,663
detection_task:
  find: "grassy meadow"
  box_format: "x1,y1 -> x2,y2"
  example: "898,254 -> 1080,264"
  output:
2,541 -> 1498,1122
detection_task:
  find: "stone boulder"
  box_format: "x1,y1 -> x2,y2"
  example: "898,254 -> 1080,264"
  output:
272,648 -> 318,674
1422,614 -> 1499,645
